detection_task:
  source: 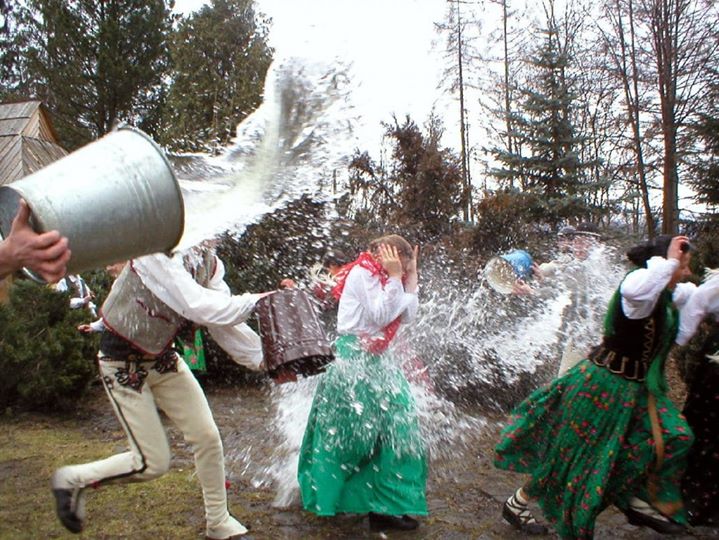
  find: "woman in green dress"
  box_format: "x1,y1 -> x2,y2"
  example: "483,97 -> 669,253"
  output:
298,235 -> 427,532
495,234 -> 696,538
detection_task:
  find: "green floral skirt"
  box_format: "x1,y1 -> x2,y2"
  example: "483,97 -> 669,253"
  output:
495,360 -> 693,539
298,335 -> 428,517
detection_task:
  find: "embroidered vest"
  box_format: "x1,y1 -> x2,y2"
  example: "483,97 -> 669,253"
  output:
100,251 -> 216,356
589,288 -> 672,382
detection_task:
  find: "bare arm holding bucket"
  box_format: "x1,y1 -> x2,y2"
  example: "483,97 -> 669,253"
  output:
0,200 -> 70,283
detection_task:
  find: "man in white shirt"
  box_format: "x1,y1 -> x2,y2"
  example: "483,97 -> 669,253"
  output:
51,246 -> 269,540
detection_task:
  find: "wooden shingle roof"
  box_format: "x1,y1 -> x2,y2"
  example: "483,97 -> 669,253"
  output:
0,100 -> 67,186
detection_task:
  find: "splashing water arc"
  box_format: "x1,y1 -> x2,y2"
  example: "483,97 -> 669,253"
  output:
171,57 -> 359,250
164,57 -> 627,508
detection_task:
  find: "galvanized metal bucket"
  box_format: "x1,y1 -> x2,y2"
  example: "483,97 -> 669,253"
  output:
484,249 -> 533,294
0,126 -> 184,280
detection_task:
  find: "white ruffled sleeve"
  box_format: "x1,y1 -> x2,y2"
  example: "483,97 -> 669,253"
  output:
133,253 -> 260,327
677,274 -> 719,345
620,256 -> 678,319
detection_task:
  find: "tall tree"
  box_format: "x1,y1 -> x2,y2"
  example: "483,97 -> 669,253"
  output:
346,114 -> 463,238
160,0 -> 273,153
14,0 -> 174,149
436,0 -> 482,221
640,0 -> 718,233
687,66 -> 719,210
490,1 -> 591,224
482,0 -> 527,191
0,0 -> 20,91
596,0 -> 657,235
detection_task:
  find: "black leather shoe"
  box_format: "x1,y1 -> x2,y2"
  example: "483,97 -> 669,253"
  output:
502,501 -> 549,535
622,505 -> 686,535
368,512 -> 419,531
51,487 -> 84,534
51,468 -> 85,534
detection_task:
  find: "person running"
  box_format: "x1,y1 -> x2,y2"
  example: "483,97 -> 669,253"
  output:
495,235 -> 696,538
51,245 -> 270,539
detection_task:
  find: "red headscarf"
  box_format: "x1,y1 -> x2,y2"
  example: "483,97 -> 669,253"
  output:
331,251 -> 402,354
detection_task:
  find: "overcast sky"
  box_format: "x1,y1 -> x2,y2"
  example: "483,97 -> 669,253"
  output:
172,0 -> 458,154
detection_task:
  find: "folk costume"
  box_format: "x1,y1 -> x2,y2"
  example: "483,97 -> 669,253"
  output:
495,255 -> 696,539
297,251 -> 428,520
55,274 -> 97,317
676,271 -> 719,526
51,250 -> 263,539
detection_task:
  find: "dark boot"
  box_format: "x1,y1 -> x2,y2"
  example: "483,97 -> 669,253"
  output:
368,512 -> 419,531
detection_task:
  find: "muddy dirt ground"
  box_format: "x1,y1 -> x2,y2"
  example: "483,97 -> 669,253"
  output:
52,379 -> 718,540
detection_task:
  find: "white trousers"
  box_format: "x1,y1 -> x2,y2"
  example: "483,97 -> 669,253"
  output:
61,353 -> 234,533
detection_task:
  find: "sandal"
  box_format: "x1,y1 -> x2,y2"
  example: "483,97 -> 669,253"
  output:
502,495 -> 549,535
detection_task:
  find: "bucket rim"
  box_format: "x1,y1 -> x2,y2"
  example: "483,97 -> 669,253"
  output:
116,125 -> 185,250
483,256 -> 515,294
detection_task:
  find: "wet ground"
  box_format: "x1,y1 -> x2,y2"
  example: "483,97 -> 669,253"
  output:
73,381 -> 719,540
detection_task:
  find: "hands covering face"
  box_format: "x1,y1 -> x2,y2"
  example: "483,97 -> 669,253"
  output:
377,243 -> 420,280
377,243 -> 403,278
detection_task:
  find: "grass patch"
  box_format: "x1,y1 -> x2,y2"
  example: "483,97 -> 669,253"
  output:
0,418 -> 204,539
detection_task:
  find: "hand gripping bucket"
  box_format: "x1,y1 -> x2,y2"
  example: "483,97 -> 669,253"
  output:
0,126 -> 184,280
256,288 -> 335,383
483,249 -> 533,294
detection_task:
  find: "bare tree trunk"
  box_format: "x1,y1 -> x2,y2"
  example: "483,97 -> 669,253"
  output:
501,0 -> 514,189
626,0 -> 655,236
650,0 -> 679,234
607,0 -> 656,236
456,0 -> 470,221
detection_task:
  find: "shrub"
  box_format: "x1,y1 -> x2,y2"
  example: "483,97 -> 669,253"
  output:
471,190 -> 547,255
0,280 -> 98,412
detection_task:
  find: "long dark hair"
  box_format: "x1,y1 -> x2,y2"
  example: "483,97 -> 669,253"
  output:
626,235 -> 673,268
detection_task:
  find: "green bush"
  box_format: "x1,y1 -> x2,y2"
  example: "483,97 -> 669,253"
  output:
0,280 -> 98,413
470,189 -> 560,262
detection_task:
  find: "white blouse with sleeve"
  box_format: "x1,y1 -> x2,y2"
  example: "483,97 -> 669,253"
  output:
620,256 -> 695,317
336,266 -> 418,338
676,273 -> 719,346
619,255 -> 699,346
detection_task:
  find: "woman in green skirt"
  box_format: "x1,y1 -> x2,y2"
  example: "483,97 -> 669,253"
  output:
495,234 -> 697,538
298,235 -> 427,532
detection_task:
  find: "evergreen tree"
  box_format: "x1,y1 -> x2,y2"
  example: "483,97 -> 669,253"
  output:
160,0 -> 273,153
688,66 -> 719,210
0,281 -> 97,412
387,114 -> 463,237
12,0 -> 174,149
490,7 -> 591,225
347,114 -> 463,239
0,0 -> 20,92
